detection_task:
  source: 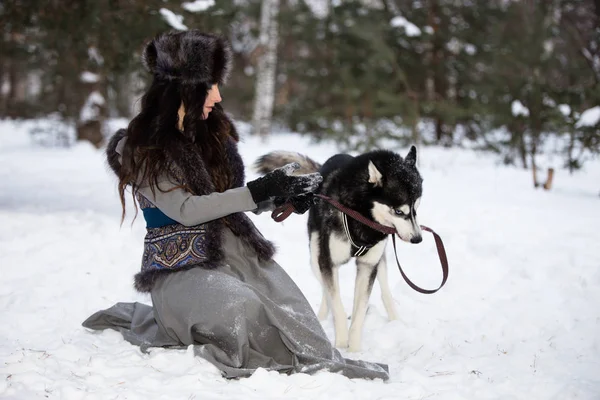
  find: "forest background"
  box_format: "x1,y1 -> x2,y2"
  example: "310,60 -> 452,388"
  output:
1,0 -> 599,184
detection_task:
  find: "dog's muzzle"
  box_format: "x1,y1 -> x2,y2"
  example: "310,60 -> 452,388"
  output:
410,235 -> 422,244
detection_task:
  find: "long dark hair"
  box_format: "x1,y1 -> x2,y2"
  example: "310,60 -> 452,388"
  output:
117,78 -> 238,223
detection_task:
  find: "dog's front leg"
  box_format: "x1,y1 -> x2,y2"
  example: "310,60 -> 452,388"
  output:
310,232 -> 330,320
326,266 -> 349,348
317,288 -> 329,320
376,255 -> 398,321
319,235 -> 349,348
348,262 -> 378,352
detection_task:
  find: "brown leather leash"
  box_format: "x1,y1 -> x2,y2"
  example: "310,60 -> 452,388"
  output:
272,194 -> 449,294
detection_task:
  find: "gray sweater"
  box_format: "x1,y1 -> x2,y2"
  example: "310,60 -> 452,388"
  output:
116,137 -> 261,227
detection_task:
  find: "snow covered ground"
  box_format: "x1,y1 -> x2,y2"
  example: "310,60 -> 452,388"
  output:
0,119 -> 599,399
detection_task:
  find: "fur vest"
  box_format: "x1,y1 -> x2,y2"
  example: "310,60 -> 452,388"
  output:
106,119 -> 275,293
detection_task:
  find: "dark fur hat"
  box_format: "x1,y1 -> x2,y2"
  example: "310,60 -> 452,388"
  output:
142,30 -> 232,85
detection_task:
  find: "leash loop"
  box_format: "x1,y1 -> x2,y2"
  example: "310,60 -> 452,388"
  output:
272,203 -> 295,222
391,227 -> 449,294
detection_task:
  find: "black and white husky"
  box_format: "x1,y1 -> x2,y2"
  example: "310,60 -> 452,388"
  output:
255,146 -> 423,352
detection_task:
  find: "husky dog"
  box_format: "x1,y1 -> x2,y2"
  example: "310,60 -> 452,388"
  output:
255,147 -> 423,352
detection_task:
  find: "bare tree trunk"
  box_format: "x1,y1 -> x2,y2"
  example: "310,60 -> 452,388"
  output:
111,72 -> 135,118
428,0 -> 448,145
76,85 -> 106,148
425,0 -> 436,107
531,151 -> 539,188
0,59 -> 6,117
567,130 -> 576,173
7,59 -> 19,117
518,129 -> 528,169
543,168 -> 554,190
530,128 -> 541,188
411,101 -> 421,167
252,0 -> 280,139
77,72 -> 106,148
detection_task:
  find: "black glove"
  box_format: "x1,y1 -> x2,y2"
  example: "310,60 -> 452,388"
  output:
247,163 -> 323,204
252,198 -> 276,215
273,193 -> 317,215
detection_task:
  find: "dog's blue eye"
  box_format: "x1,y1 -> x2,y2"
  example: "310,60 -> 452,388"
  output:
394,209 -> 404,216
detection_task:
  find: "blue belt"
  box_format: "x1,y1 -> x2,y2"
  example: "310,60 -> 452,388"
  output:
142,207 -> 178,228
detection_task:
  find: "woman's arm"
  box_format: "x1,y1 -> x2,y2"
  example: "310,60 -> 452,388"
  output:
115,136 -> 258,227
137,179 -> 259,227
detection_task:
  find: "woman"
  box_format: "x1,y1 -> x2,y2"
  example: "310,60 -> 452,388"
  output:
83,30 -> 389,381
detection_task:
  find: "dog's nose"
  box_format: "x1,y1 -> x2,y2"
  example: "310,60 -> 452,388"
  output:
411,235 -> 422,244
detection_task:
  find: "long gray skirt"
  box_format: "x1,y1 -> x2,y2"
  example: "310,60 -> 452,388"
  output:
82,229 -> 389,380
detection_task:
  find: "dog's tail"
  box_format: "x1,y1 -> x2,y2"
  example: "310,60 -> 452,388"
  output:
254,151 -> 322,176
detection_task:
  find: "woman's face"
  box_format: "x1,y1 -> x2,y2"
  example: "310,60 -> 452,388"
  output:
203,84 -> 222,119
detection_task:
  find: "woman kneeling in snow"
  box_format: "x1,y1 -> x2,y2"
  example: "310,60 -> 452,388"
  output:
82,29 -> 389,381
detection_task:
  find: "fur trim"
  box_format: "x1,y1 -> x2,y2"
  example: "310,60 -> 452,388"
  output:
133,260 -> 219,293
106,129 -> 126,176
142,30 -> 232,85
134,267 -> 180,293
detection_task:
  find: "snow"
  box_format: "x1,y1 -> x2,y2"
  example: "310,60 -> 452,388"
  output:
79,91 -> 105,122
511,100 -> 530,117
446,39 -> 477,56
464,43 -> 476,55
543,40 -> 554,56
543,95 -> 556,108
159,8 -> 188,31
1,118 -> 600,399
80,72 -> 100,84
182,0 -> 215,13
87,47 -> 104,66
447,38 -> 461,54
390,16 -> 421,37
304,0 -> 329,19
575,106 -> 600,128
558,104 -> 571,117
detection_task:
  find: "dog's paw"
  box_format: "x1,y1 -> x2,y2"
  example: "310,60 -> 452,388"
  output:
348,328 -> 362,352
348,341 -> 362,353
335,332 -> 349,348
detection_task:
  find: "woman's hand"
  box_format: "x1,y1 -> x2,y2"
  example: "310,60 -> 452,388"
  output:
273,193 -> 317,215
246,163 -> 322,204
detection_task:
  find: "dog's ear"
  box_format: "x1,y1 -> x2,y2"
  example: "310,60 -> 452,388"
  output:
405,145 -> 417,167
368,161 -> 383,187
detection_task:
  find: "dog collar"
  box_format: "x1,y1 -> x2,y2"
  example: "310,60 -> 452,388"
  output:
342,213 -> 372,257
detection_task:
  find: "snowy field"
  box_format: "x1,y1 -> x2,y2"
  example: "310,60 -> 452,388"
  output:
1,119 -> 599,399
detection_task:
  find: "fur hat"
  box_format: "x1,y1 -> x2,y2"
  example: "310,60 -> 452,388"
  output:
142,30 -> 232,85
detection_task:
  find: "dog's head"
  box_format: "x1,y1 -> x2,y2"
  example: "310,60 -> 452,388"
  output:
367,146 -> 423,244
